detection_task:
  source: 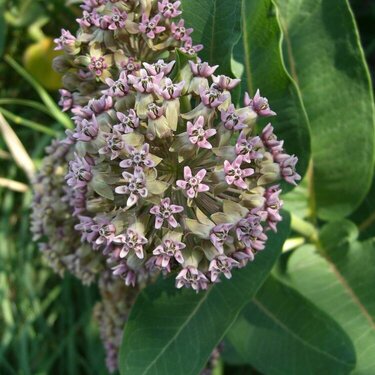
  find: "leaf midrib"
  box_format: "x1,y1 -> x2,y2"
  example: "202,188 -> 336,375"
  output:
139,288 -> 212,375
252,298 -> 353,367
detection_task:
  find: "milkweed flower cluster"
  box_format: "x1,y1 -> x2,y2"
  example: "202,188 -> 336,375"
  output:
32,0 -> 300,372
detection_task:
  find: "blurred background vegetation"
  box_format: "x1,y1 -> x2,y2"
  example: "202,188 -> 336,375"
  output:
0,0 -> 373,374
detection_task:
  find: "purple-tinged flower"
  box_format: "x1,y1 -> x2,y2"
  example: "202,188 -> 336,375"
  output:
264,185 -> 283,232
112,261 -> 137,286
275,153 -> 301,185
66,154 -> 93,189
158,0 -> 182,18
88,95 -> 113,114
115,167 -> 148,207
213,75 -> 241,91
189,61 -> 218,77
113,228 -> 148,259
120,144 -> 155,169
76,10 -> 96,28
71,188 -> 87,216
200,85 -> 229,108
75,215 -> 97,243
114,110 -> 140,133
261,123 -> 284,154
244,89 -> 276,117
81,0 -> 106,12
209,255 -> 238,282
73,115 -> 99,142
187,116 -> 216,149
117,55 -> 141,74
210,224 -> 234,253
147,102 -> 164,120
171,19 -> 193,42
58,89 -> 73,112
160,78 -> 184,100
91,218 -> 117,246
176,167 -> 209,199
153,239 -> 186,269
98,131 -> 125,160
72,105 -> 94,123
180,40 -> 204,55
89,56 -> 109,77
128,69 -> 163,94
139,14 -> 165,39
235,132 -> 264,162
176,266 -> 208,291
143,60 -> 175,76
224,156 -> 254,189
103,8 -> 128,30
221,105 -> 246,131
236,214 -> 267,251
54,29 -> 77,51
150,198 -> 184,229
103,71 -> 129,97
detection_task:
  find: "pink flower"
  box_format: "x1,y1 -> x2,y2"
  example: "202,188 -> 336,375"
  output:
113,229 -> 148,259
213,75 -> 241,91
147,103 -> 164,120
120,144 -> 155,169
153,239 -> 186,269
112,261 -> 137,286
58,89 -> 73,112
171,19 -> 193,42
114,110 -> 139,133
128,69 -> 163,93
210,223 -> 234,253
88,96 -> 113,114
139,14 -> 165,39
115,167 -> 148,207
143,60 -> 175,76
200,85 -> 229,108
150,198 -> 184,229
158,0 -> 182,18
54,29 -> 76,51
189,61 -> 218,77
89,56 -> 108,77
98,131 -> 125,160
73,115 -> 98,142
160,78 -> 184,100
224,156 -> 254,189
275,153 -> 301,186
244,89 -> 276,117
180,40 -> 204,55
209,255 -> 238,282
235,132 -> 264,162
91,218 -> 116,246
264,185 -> 283,232
66,154 -> 93,189
187,116 -> 216,149
103,8 -> 127,30
176,167 -> 209,199
221,105 -> 246,131
236,214 -> 267,251
176,266 -> 208,291
103,71 -> 129,97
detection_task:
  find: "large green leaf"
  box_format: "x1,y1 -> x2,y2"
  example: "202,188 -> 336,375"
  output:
273,0 -> 375,220
226,276 -> 356,375
181,0 -> 241,76
236,0 -> 311,185
282,221 -> 375,374
119,213 -> 290,375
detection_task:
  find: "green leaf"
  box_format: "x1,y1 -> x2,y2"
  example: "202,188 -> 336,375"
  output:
119,213 -> 291,375
235,0 -> 311,187
226,275 -> 356,375
281,221 -> 375,374
350,174 -> 375,240
90,175 -> 114,201
181,0 -> 242,76
273,0 -> 375,220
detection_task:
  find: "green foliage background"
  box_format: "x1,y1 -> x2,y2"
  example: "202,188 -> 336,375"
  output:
0,0 -> 374,374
